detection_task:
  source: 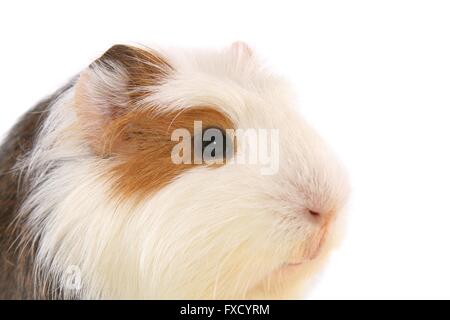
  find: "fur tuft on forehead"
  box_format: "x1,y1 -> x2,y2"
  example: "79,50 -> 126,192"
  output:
74,45 -> 235,200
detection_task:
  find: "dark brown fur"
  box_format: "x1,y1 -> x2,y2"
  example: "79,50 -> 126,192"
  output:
0,83 -> 73,299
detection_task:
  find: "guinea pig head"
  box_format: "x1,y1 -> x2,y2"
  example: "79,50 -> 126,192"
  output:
38,42 -> 349,299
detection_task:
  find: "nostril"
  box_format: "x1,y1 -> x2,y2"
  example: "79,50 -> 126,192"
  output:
308,209 -> 321,218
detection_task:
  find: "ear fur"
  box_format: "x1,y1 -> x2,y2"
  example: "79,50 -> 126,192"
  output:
74,45 -> 173,155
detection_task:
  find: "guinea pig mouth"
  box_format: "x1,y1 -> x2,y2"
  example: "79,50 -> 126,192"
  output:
285,261 -> 304,268
254,233 -> 328,295
285,228 -> 329,266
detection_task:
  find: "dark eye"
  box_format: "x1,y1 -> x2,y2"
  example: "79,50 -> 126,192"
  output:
197,127 -> 232,163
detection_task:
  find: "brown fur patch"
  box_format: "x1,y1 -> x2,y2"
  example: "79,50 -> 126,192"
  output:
99,44 -> 173,102
104,106 -> 235,199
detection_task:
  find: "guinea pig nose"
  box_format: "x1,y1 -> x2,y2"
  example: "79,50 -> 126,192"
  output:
308,209 -> 321,218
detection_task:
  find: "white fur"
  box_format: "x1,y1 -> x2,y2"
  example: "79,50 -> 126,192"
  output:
17,44 -> 349,299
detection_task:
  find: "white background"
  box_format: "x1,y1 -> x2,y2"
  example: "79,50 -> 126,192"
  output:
1,1 -> 450,299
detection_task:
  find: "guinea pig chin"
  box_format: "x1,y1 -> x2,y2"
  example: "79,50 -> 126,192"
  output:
247,225 -> 333,299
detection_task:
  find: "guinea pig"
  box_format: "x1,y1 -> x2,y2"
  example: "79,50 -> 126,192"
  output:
0,42 -> 349,299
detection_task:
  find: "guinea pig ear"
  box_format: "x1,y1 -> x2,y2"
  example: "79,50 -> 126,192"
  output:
74,44 -> 173,155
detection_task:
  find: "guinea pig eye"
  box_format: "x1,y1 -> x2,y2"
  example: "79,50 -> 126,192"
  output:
196,127 -> 232,163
